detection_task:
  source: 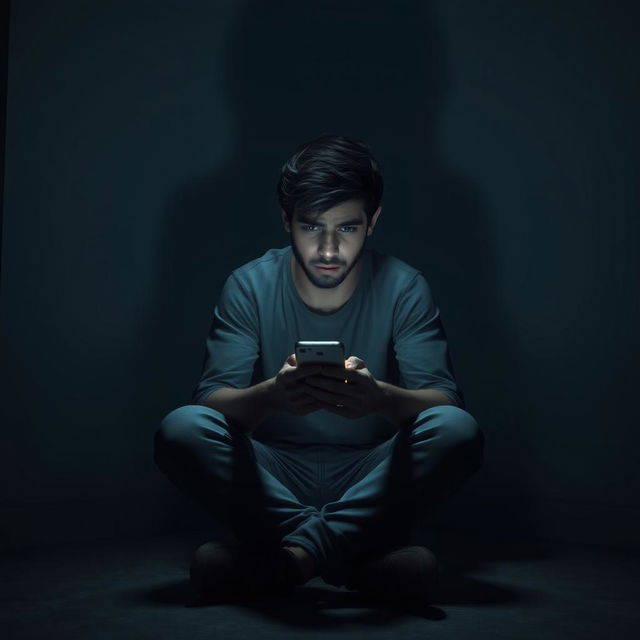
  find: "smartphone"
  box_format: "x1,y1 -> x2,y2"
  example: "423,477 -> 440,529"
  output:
295,340 -> 345,367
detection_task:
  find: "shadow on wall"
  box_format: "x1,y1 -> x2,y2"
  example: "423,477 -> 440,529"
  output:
136,0 -> 536,546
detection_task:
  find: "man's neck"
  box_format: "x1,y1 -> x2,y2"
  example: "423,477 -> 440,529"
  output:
291,254 -> 362,315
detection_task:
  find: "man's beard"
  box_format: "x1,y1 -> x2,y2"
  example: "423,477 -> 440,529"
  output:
290,235 -> 368,290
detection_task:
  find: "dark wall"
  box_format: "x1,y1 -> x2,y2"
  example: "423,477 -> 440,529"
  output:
1,0 -> 638,550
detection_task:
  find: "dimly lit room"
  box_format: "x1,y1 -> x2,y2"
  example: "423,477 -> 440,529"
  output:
1,1 -> 639,638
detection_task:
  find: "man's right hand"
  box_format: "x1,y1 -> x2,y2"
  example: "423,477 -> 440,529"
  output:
271,353 -> 325,416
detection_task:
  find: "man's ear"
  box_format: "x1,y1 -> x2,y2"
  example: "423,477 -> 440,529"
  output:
281,207 -> 291,233
367,205 -> 382,236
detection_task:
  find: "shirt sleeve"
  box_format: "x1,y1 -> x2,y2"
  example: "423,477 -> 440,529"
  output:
191,272 -> 260,405
392,273 -> 464,408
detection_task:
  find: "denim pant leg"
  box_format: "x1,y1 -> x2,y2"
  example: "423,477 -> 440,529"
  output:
281,405 -> 485,586
153,405 -> 320,550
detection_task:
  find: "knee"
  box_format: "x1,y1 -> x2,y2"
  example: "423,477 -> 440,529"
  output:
154,404 -> 230,457
413,405 -> 484,463
439,405 -> 483,452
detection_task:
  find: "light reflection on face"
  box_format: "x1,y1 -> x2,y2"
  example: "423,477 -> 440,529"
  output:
287,199 -> 374,290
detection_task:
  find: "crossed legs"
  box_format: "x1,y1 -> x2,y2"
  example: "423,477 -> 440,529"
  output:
154,404 -> 484,587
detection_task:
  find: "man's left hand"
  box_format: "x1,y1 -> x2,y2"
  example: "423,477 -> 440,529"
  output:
303,356 -> 387,419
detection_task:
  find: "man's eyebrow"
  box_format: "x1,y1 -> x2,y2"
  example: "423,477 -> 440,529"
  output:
297,215 -> 364,226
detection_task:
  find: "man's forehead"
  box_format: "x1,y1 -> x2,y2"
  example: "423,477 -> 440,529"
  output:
295,201 -> 366,223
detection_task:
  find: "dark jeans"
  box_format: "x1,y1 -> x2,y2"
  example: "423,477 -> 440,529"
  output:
154,404 -> 484,587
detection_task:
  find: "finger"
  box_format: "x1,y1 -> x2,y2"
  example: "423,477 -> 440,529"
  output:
306,375 -> 353,396
291,388 -> 323,405
303,381 -> 355,408
298,396 -> 323,411
319,363 -> 345,374
318,365 -> 358,383
290,362 -> 322,379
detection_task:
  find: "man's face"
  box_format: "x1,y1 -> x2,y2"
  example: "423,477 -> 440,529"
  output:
282,199 -> 381,290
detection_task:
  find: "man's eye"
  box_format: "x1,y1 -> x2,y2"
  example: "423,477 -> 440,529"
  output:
300,225 -> 357,232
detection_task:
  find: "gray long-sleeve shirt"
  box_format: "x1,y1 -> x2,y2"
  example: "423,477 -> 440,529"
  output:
192,245 -> 463,447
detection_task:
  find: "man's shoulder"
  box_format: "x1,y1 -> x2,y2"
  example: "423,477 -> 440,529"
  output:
229,246 -> 288,285
368,247 -> 423,291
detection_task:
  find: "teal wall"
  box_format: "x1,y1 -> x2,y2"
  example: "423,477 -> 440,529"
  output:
1,0 -> 638,549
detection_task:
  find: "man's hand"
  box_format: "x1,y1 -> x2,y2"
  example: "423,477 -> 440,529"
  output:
302,356 -> 387,419
271,354 -> 327,415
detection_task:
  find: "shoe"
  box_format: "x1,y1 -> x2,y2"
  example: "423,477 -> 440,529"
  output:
344,545 -> 440,608
189,541 -> 302,602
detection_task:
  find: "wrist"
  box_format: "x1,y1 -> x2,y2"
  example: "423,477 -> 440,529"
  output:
264,376 -> 279,411
375,380 -> 395,420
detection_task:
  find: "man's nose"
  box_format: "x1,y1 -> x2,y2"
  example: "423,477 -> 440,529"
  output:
318,233 -> 340,259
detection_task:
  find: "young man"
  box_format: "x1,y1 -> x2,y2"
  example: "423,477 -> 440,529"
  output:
154,135 -> 484,609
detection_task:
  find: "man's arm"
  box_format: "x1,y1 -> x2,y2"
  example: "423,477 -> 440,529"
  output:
376,380 -> 454,431
390,273 -> 464,412
201,378 -> 277,435
192,273 -> 262,411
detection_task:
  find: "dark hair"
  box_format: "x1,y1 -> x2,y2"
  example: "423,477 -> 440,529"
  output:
277,134 -> 383,226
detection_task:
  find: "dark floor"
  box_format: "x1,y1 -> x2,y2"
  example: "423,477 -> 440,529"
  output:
2,528 -> 639,640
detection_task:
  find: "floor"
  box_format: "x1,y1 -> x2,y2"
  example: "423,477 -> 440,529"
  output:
2,528 -> 639,640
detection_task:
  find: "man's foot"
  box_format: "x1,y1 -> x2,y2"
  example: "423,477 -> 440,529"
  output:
281,544 -> 318,583
189,541 -> 304,603
344,545 -> 440,609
